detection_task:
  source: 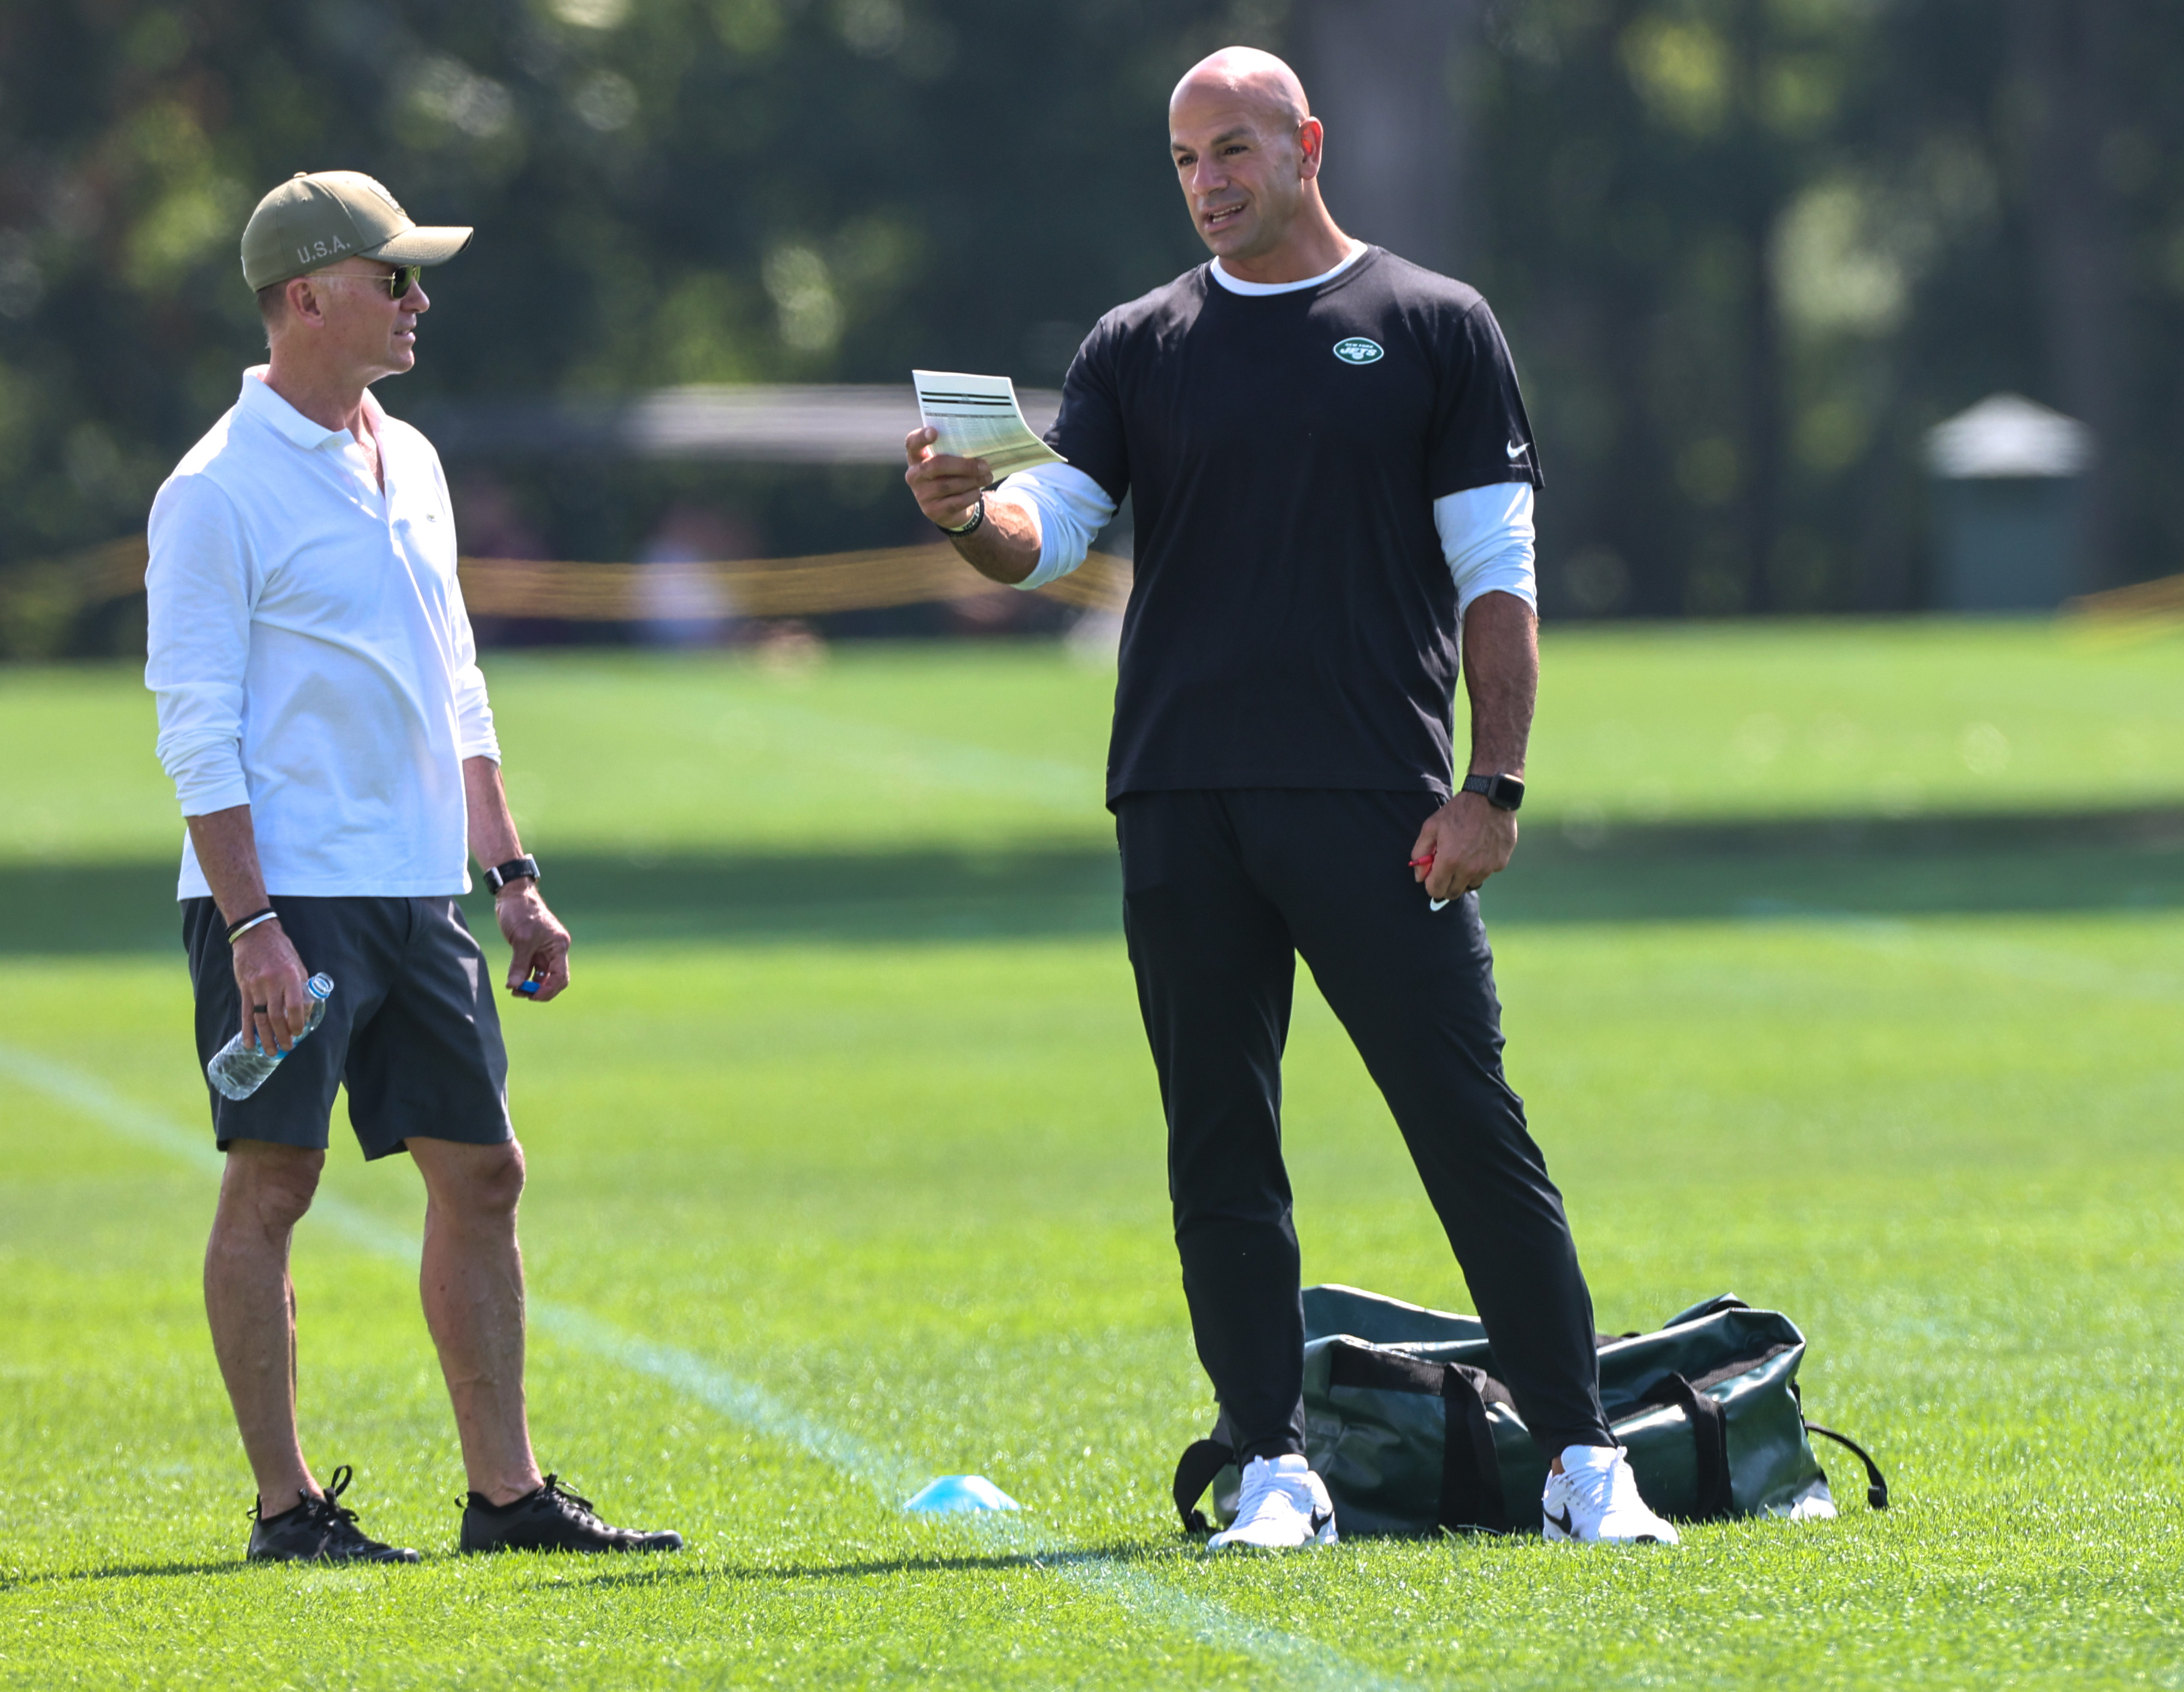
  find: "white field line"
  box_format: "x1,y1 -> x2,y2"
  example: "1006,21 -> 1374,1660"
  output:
0,1042 -> 1419,1692
528,1303 -> 922,1501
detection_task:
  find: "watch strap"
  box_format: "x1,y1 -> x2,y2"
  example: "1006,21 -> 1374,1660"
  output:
484,854 -> 540,892
1460,773 -> 1526,812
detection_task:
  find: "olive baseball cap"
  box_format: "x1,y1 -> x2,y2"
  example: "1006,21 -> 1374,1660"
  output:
240,170 -> 473,292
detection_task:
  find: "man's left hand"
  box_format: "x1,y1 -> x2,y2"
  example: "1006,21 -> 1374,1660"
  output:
496,884 -> 572,1001
1409,792 -> 1518,902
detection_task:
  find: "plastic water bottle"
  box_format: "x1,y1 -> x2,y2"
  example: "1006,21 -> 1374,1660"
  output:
208,974 -> 336,1101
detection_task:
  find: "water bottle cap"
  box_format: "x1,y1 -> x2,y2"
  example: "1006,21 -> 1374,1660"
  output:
306,973 -> 336,1001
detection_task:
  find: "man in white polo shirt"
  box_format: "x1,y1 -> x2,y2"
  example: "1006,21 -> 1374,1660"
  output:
146,171 -> 679,1562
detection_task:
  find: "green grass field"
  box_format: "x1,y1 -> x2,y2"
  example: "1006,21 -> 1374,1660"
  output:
3,622 -> 2182,1689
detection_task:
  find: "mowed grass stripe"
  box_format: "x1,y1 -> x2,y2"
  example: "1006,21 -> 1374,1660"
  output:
0,1039 -> 1421,1692
10,624 -> 2184,866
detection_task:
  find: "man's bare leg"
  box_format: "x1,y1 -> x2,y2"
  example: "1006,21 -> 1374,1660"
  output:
204,1140 -> 325,1515
409,1136 -> 543,1506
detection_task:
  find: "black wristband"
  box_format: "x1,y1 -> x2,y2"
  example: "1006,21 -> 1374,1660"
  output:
936,494 -> 986,537
225,907 -> 279,944
484,855 -> 540,894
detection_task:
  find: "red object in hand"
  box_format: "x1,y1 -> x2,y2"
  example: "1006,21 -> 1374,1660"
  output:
1409,853 -> 1437,868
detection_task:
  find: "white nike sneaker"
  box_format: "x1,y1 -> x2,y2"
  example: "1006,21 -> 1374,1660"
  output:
1206,1454 -> 1338,1550
1540,1446 -> 1681,1546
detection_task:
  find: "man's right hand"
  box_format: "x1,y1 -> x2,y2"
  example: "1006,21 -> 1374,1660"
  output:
902,427 -> 1043,586
903,426 -> 991,529
232,921 -> 313,1053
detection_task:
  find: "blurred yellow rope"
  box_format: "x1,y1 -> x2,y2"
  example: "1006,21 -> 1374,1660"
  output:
2065,571 -> 2184,625
457,545 -> 1131,619
0,534 -> 1130,648
0,536 -> 157,657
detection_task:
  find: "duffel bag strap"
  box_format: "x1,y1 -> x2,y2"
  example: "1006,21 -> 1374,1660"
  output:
1439,1366 -> 1510,1532
1172,1438 -> 1237,1535
1803,1420 -> 1890,1510
1641,1372 -> 1735,1519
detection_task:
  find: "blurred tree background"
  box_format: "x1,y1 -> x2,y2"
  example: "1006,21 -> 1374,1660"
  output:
1470,0 -> 2183,618
0,0 -> 2177,651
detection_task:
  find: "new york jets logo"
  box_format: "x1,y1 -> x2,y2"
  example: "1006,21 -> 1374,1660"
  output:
1332,337 -> 1384,365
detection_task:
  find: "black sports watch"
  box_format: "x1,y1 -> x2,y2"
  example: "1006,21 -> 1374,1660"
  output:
484,854 -> 541,894
1461,773 -> 1526,813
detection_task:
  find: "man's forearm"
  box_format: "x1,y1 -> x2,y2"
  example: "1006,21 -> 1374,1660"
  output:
945,492 -> 1042,586
185,807 -> 273,925
463,754 -> 573,999
463,756 -> 523,868
186,804 -> 311,1044
1461,590 -> 1539,777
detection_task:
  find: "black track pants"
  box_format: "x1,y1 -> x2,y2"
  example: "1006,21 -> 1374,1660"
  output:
1118,788 -> 1614,1464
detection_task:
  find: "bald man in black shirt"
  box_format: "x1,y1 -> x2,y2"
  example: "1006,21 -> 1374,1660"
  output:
906,46 -> 1677,1550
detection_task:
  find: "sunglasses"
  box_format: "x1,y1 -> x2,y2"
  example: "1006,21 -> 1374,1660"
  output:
373,264 -> 423,299
326,264 -> 422,299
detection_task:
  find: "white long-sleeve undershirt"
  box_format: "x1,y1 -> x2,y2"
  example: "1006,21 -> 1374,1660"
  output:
995,463 -> 1537,616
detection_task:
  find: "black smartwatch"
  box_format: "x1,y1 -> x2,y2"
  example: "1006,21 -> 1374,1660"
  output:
483,854 -> 540,894
1461,773 -> 1526,812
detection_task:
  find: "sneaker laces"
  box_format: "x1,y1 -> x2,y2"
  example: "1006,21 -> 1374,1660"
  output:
538,1473 -> 604,1526
1558,1448 -> 1629,1517
264,1464 -> 371,1547
1229,1457 -> 1311,1531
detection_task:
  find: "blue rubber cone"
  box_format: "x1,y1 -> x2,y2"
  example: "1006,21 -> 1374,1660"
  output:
903,1474 -> 1021,1514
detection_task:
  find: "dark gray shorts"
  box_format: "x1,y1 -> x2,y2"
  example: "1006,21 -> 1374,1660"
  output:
184,896 -> 514,1160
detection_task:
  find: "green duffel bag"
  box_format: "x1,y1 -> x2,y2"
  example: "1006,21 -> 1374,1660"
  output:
1173,1285 -> 1887,1537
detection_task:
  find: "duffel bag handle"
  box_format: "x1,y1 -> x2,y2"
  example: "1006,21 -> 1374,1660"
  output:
1322,1340 -> 1514,1533
1804,1420 -> 1890,1510
1438,1366 -> 1510,1532
1172,1438 -> 1237,1535
1638,1371 -> 1736,1520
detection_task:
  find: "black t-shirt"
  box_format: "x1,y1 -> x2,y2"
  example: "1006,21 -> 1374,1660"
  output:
1047,245 -> 1541,805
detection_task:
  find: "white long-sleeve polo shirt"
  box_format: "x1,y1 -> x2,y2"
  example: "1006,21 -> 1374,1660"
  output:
145,367 -> 499,901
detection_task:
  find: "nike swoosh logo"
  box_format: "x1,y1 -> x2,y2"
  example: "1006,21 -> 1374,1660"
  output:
1547,1505 -> 1574,1536
1506,440 -> 1529,458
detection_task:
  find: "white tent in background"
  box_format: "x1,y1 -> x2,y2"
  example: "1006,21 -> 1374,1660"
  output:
416,384 -> 1062,465
1926,393 -> 2094,480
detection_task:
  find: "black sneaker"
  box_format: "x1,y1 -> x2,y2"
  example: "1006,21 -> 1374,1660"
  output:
246,1465 -> 421,1564
460,1473 -> 683,1554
